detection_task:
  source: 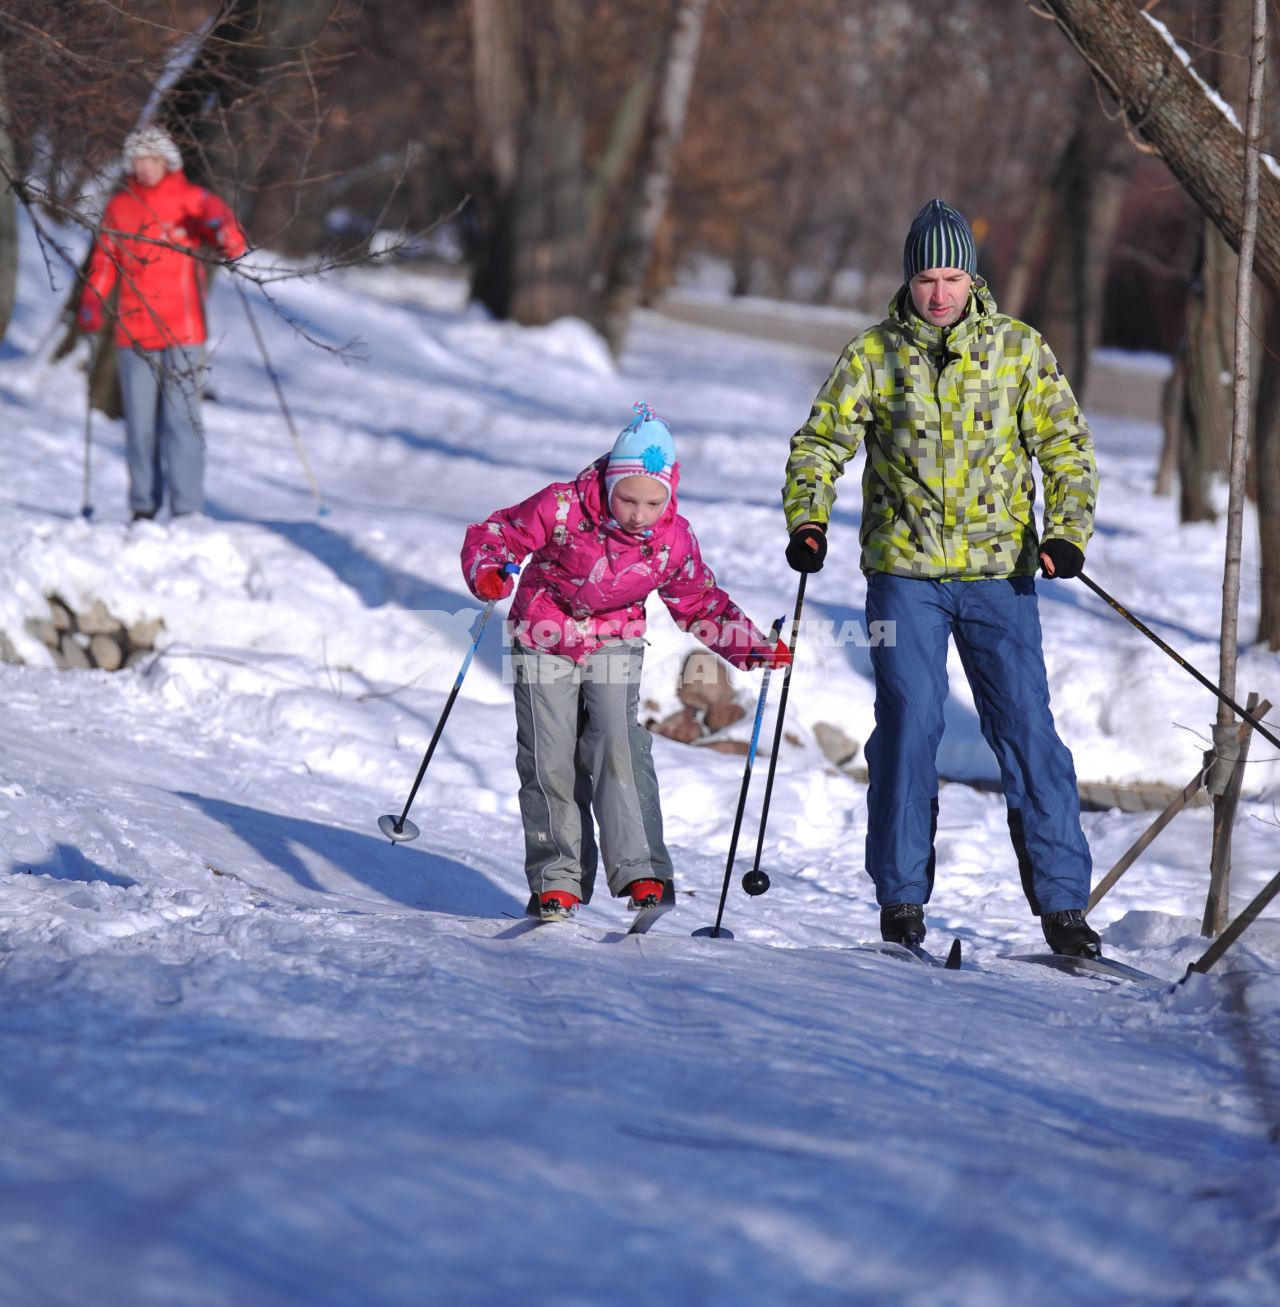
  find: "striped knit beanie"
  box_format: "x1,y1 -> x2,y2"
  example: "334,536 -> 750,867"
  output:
902,199 -> 977,282
605,402 -> 676,506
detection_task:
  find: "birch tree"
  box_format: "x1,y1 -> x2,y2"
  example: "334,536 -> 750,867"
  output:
594,0 -> 709,356
1202,0 -> 1267,935
0,53 -> 15,344
1030,0 -> 1280,291
1032,0 -> 1280,648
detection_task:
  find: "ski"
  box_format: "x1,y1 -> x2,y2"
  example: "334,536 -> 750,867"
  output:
625,880 -> 676,936
494,883 -> 675,939
1005,952 -> 1165,987
850,938 -> 962,970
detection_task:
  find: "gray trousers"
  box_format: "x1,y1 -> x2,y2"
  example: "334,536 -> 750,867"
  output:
117,345 -> 206,516
512,640 -> 673,902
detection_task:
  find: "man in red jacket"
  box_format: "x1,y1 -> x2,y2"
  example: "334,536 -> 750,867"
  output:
78,126 -> 247,521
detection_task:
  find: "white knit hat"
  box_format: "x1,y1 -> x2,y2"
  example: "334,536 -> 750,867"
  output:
122,126 -> 182,173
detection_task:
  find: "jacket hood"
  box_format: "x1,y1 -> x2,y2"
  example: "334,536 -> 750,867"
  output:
575,453 -> 682,541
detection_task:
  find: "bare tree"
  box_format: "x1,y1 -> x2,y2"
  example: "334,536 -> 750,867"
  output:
1032,0 -> 1280,647
157,0 -> 339,243
1030,0 -> 1280,292
1022,91 -> 1129,402
1162,4 -> 1248,524
467,0 -> 588,324
1256,296 -> 1280,648
0,51 -> 15,342
594,0 -> 709,355
1204,0 -> 1267,935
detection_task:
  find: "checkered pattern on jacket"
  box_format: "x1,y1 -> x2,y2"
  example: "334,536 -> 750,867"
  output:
783,281 -> 1097,579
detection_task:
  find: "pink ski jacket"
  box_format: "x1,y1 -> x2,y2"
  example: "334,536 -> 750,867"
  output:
461,456 -> 767,666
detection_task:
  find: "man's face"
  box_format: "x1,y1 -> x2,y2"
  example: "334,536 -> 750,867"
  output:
909,268 -> 973,328
131,155 -> 168,187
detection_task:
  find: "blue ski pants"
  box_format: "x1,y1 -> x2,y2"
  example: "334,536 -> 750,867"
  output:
863,572 -> 1092,915
118,345 -> 207,517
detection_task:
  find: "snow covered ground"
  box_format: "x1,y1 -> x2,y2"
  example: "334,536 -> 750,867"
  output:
1,224 -> 1277,1306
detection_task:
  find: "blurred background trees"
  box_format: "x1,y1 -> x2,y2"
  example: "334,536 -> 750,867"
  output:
0,0 -> 1277,639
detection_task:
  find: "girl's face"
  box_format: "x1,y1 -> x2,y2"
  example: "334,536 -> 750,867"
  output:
609,475 -> 668,534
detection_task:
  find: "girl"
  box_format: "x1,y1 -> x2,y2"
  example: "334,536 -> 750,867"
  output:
461,403 -> 789,921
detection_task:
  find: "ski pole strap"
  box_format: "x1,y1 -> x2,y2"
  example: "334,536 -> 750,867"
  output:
1077,571 -> 1280,751
454,563 -> 520,690
745,616 -> 787,765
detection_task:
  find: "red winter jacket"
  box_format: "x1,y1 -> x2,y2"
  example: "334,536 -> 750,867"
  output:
81,170 -> 247,350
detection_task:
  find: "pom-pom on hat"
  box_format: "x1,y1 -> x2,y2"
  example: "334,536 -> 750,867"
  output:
122,126 -> 183,174
903,198 -> 977,282
605,402 -> 676,506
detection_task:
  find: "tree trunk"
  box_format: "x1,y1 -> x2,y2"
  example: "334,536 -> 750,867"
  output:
808,213 -> 860,307
469,0 -> 587,325
1175,221 -> 1233,522
1257,293 -> 1280,648
1206,0 -> 1267,936
595,0 -> 709,356
1140,3 -> 1240,525
1000,181 -> 1058,322
0,53 -> 16,347
585,34 -> 663,247
1034,0 -> 1280,298
158,0 -> 335,243
468,0 -> 522,319
1030,109 -> 1127,404
508,0 -> 586,325
1154,337 -> 1182,496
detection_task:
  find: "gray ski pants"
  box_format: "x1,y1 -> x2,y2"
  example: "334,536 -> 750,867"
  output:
117,345 -> 207,517
511,640 -> 673,902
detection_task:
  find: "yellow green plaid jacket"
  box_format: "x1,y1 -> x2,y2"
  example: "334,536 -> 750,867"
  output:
783,281 -> 1097,578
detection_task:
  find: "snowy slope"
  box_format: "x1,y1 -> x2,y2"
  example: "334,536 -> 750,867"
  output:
0,224 -> 1277,1307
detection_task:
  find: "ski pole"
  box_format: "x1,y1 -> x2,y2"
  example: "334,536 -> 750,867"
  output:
693,616 -> 786,941
378,563 -> 519,843
234,280 -> 329,517
739,573 -> 808,901
1077,570 -> 1280,752
1184,866 -> 1280,977
81,341 -> 95,520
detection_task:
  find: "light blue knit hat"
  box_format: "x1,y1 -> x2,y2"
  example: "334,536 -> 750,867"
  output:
903,199 -> 977,281
605,402 -> 676,505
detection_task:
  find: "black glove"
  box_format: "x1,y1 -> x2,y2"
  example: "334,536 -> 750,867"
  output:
1039,538 -> 1084,579
786,524 -> 827,573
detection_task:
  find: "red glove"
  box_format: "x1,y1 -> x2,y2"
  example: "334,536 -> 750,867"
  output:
78,295 -> 105,334
475,569 -> 514,601
747,640 -> 792,670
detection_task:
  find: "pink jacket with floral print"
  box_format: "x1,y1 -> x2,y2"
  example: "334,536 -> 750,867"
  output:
461,456 -> 767,666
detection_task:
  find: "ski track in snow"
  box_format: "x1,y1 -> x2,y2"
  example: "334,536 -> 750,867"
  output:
0,224 -> 1277,1306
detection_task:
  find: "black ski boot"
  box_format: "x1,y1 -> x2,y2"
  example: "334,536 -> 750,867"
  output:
880,903 -> 926,946
1041,909 -> 1101,958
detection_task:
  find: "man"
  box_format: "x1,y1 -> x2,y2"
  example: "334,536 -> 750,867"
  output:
78,126 -> 247,521
782,198 -> 1101,958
